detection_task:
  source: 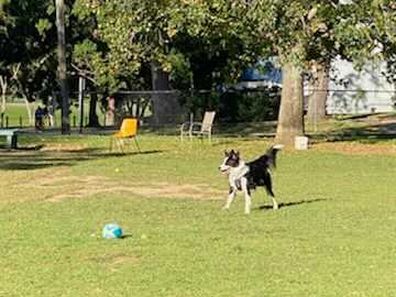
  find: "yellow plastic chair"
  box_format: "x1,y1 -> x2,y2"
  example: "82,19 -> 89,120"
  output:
109,118 -> 141,153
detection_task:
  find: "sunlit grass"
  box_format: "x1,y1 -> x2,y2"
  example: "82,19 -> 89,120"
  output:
1,134 -> 396,296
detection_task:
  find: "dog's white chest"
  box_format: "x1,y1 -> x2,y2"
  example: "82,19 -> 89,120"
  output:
228,163 -> 249,190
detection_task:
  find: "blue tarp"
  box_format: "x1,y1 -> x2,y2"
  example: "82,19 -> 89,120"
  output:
241,60 -> 282,85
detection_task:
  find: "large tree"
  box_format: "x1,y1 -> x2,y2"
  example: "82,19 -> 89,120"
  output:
241,0 -> 343,146
0,0 -> 91,129
0,0 -> 60,125
72,0 -> 263,125
73,0 -> 171,90
306,61 -> 330,124
56,0 -> 70,134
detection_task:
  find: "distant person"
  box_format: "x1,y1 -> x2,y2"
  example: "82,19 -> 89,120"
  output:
42,106 -> 49,127
35,106 -> 44,130
47,96 -> 56,126
106,96 -> 116,126
47,105 -> 55,127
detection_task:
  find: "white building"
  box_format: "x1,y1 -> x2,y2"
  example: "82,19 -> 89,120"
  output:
326,58 -> 396,114
239,57 -> 396,115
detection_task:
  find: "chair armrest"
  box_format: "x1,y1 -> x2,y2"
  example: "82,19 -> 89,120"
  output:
180,121 -> 203,130
180,122 -> 191,132
189,122 -> 203,129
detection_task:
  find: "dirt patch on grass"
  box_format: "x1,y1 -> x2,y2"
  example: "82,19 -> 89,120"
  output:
130,182 -> 224,200
40,143 -> 89,152
46,181 -> 224,202
21,168 -> 224,202
87,253 -> 140,271
1,161 -> 224,203
313,142 -> 396,155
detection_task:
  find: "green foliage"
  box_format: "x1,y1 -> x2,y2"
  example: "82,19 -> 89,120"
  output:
219,88 -> 281,122
0,0 -> 59,101
35,18 -> 52,37
244,0 -> 341,68
72,0 -> 262,91
72,39 -> 124,91
73,0 -> 175,90
334,0 -> 396,74
0,0 -> 10,24
1,0 -> 395,120
178,87 -> 281,123
0,0 -> 95,103
167,49 -> 192,90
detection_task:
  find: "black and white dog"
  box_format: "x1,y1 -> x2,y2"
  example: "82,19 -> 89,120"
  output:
218,145 -> 283,214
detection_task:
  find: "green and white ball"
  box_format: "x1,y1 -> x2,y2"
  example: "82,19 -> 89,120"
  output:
102,223 -> 123,239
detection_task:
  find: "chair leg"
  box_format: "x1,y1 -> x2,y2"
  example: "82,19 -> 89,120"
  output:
134,136 -> 141,152
180,128 -> 184,141
109,137 -> 113,152
188,129 -> 193,141
114,138 -> 123,153
119,139 -> 125,153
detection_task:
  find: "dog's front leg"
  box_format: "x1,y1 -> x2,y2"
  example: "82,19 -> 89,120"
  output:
271,197 -> 279,210
241,178 -> 251,214
223,187 -> 237,210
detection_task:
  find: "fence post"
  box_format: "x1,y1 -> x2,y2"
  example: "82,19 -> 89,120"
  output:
5,116 -> 8,128
0,113 -> 3,128
78,76 -> 85,134
19,116 -> 22,128
103,113 -> 106,127
73,115 -> 76,128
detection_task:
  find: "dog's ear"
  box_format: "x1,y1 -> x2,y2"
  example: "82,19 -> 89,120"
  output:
224,150 -> 229,157
230,150 -> 239,160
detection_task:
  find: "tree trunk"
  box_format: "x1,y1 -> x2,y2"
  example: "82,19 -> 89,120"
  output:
0,76 -> 7,126
56,0 -> 70,134
307,62 -> 329,123
151,62 -> 170,91
150,61 -> 172,125
275,63 -> 305,147
12,76 -> 34,126
23,96 -> 33,126
87,92 -> 100,127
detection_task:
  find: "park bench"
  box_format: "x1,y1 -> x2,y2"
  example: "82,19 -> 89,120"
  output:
0,129 -> 19,149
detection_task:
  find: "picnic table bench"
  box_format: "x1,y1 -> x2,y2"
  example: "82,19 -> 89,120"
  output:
0,129 -> 19,149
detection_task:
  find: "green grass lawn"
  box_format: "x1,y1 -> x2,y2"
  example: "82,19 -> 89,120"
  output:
2,101 -> 107,128
1,134 -> 396,296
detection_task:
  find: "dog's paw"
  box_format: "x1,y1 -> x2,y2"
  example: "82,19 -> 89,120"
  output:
273,204 -> 279,210
222,206 -> 230,211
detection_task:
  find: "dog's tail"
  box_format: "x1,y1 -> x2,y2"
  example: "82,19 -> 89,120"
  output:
264,144 -> 283,169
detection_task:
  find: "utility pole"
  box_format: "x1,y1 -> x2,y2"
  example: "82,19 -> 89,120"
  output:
56,0 -> 70,134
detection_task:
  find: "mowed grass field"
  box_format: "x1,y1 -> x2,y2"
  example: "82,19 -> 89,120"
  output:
1,134 -> 396,297
2,102 -> 107,128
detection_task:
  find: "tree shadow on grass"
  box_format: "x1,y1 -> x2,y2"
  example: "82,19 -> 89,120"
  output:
0,148 -> 163,171
313,126 -> 396,144
310,115 -> 396,144
256,198 -> 327,211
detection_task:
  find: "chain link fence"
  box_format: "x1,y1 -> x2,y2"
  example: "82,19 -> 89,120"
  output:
1,87 -> 396,138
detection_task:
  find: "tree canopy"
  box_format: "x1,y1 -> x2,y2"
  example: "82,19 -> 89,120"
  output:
0,0 -> 395,143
